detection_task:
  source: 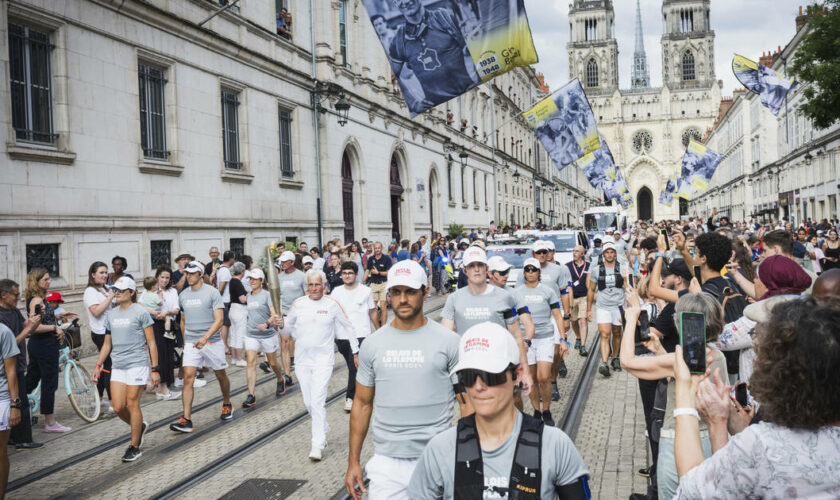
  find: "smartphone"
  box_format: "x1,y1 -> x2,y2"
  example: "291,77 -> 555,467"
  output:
635,310 -> 650,343
734,382 -> 749,407
34,304 -> 43,316
693,265 -> 702,282
661,229 -> 670,250
679,311 -> 706,374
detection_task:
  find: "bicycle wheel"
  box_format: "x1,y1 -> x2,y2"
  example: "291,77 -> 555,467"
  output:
65,362 -> 100,422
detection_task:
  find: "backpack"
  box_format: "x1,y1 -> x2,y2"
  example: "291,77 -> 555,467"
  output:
702,277 -> 748,375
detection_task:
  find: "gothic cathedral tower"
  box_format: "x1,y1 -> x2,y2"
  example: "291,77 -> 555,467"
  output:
567,0 -> 619,95
661,0 -> 715,89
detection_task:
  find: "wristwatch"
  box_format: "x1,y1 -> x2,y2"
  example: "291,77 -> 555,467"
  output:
10,398 -> 22,409
150,366 -> 160,373
523,339 -> 532,347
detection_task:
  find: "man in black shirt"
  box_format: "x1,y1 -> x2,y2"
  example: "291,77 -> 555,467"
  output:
0,279 -> 43,449
565,245 -> 590,356
363,242 -> 392,327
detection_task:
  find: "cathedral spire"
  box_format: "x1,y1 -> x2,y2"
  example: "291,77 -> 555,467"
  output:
631,0 -> 650,88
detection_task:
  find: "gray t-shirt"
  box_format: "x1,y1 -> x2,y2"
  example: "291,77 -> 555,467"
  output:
246,290 -> 274,339
515,262 -> 571,297
513,284 -> 560,339
589,262 -> 626,309
408,412 -> 590,499
356,320 -> 459,459
279,269 -> 307,314
442,285 -> 518,334
179,284 -> 224,342
0,324 -> 20,401
104,304 -> 154,370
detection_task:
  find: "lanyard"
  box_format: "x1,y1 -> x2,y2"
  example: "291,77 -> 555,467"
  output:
571,261 -> 586,282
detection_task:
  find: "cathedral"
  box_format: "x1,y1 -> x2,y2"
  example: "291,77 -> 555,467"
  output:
567,0 -> 723,221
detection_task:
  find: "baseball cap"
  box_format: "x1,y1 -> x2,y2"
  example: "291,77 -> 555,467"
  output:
302,255 -> 314,265
602,242 -> 617,252
184,261 -> 204,274
175,252 -> 195,262
45,292 -> 64,303
744,294 -> 800,322
487,256 -> 513,272
462,246 -> 487,266
245,268 -> 265,281
470,240 -> 486,251
523,257 -> 541,269
386,259 -> 428,290
278,251 -> 296,263
112,276 -> 136,291
661,259 -> 692,282
605,228 -> 615,233
531,240 -> 546,252
542,239 -> 556,251
450,322 -> 521,376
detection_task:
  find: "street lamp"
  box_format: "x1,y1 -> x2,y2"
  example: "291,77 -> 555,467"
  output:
459,149 -> 469,168
334,94 -> 350,127
313,82 -> 351,128
804,152 -> 813,165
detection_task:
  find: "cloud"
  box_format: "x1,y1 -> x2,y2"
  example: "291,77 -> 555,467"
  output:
525,0 -> 805,96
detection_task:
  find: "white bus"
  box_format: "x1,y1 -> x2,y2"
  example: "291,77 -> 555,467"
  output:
583,206 -> 626,235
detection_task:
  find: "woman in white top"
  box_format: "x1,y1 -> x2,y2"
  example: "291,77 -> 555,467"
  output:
147,266 -> 180,400
83,261 -> 116,408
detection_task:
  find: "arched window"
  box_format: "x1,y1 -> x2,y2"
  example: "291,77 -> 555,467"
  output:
682,51 -> 696,81
586,59 -> 598,88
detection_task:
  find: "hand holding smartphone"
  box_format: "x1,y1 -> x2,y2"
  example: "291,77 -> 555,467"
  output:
679,311 -> 706,374
661,229 -> 670,250
693,265 -> 702,283
635,310 -> 650,343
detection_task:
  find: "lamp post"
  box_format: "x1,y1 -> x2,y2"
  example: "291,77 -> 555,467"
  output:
459,149 -> 469,168
334,94 -> 350,127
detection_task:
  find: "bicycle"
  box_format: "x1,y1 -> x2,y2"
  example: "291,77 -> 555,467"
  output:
28,319 -> 101,423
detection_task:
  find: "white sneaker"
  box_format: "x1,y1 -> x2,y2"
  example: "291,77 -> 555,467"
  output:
193,378 -> 207,388
234,359 -> 247,367
156,391 -> 182,401
344,398 -> 353,412
308,447 -> 322,461
174,378 -> 184,388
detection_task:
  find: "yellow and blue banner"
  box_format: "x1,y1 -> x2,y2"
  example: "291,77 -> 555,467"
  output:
362,0 -> 538,117
676,141 -> 724,200
732,54 -> 797,116
659,175 -> 678,207
574,138 -> 631,208
525,79 -> 600,170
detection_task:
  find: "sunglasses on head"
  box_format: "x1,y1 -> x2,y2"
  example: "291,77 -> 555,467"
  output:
524,266 -> 540,273
458,368 -> 511,388
534,250 -> 548,255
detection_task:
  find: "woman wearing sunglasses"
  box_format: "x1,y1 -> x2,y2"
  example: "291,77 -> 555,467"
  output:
513,258 -> 567,427
408,323 -> 590,499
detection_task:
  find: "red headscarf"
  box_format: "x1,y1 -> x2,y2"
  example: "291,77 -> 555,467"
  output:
758,255 -> 812,300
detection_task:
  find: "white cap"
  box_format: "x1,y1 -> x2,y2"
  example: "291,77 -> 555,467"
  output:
112,276 -> 136,291
602,242 -> 617,253
184,261 -> 204,274
531,240 -> 545,252
386,260 -> 428,290
450,322 -> 521,376
523,257 -> 541,269
302,255 -> 314,265
605,227 -> 615,233
462,246 -> 487,266
245,268 -> 265,281
487,256 -> 513,272
542,239 -> 556,251
278,251 -> 296,263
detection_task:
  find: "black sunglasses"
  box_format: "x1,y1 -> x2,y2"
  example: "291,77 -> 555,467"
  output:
524,266 -> 540,273
534,250 -> 548,255
495,269 -> 510,277
458,369 -> 510,388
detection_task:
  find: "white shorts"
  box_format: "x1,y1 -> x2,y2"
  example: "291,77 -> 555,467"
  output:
0,400 -> 9,431
365,454 -> 419,500
596,306 -> 623,326
183,340 -> 229,370
244,335 -> 280,354
527,337 -> 555,365
111,366 -> 150,386
551,316 -> 566,344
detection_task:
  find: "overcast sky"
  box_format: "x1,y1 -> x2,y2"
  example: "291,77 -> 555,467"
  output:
524,0 -> 811,95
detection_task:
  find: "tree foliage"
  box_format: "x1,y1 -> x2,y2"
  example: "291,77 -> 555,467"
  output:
789,1 -> 840,129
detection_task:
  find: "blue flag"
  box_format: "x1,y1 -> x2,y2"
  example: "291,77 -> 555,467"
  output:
676,141 -> 724,200
732,54 -> 797,116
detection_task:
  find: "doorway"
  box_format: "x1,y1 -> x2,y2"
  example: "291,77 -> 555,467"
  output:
637,187 -> 652,221
341,152 -> 354,243
390,156 -> 403,242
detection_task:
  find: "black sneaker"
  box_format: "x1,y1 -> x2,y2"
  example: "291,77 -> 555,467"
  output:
169,416 -> 194,433
15,442 -> 44,450
242,394 -> 256,408
599,362 -> 611,377
574,338 -> 581,350
122,445 -> 142,462
551,382 -> 560,401
259,361 -> 270,374
276,378 -> 286,397
138,421 -> 148,449
637,465 -> 653,478
220,403 -> 234,421
579,345 -> 589,357
533,410 -> 542,420
558,361 -> 568,378
542,410 -> 555,427
611,357 -> 622,371
284,374 -> 294,387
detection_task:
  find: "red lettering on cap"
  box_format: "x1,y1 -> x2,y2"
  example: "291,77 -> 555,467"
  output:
395,268 -> 412,275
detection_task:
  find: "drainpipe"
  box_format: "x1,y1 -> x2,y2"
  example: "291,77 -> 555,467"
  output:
490,83 -> 498,224
310,0 -> 324,248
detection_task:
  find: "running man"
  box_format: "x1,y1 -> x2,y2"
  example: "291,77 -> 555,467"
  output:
283,269 -> 358,461
345,260 -> 459,500
329,261 -> 378,412
92,277 -> 159,461
565,245 -> 590,356
277,250 -> 307,385
170,261 -> 232,433
363,242 -> 392,329
241,269 -> 285,409
586,242 -> 630,377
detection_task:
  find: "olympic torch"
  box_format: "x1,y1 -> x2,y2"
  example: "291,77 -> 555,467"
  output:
265,244 -> 283,314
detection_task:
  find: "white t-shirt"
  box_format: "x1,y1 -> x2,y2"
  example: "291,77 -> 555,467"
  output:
83,286 -> 109,335
329,284 -> 375,339
217,265 -> 232,303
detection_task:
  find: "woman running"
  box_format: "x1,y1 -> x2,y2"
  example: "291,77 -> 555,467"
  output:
242,269 -> 285,408
91,277 -> 160,462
